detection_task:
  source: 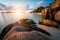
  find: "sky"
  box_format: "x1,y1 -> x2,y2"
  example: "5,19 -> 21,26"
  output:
0,0 -> 54,30
0,0 -> 54,10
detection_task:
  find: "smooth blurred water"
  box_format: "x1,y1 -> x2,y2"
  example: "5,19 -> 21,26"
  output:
0,12 -> 60,40
0,12 -> 42,33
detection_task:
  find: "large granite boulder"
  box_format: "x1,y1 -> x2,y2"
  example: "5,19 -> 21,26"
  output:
0,22 -> 19,40
3,26 -> 50,40
0,19 -> 50,40
55,11 -> 60,23
51,0 -> 60,9
39,19 -> 59,28
0,19 -> 36,40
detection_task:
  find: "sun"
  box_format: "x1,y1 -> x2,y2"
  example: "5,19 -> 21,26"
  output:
10,4 -> 29,20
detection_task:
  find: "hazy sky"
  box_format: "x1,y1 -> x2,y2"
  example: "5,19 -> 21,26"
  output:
0,0 -> 54,32
0,0 -> 54,10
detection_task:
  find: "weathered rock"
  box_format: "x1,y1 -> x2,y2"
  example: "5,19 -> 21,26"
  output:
1,19 -> 51,40
55,11 -> 60,23
0,22 -> 19,40
0,19 -> 36,40
49,0 -> 60,22
3,28 -> 50,40
38,0 -> 60,28
31,0 -> 60,27
51,0 -> 60,9
41,8 -> 52,20
39,19 -> 59,28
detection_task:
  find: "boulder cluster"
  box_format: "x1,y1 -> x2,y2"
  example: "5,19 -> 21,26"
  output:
39,0 -> 60,28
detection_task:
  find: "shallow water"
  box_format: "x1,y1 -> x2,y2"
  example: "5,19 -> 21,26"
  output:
0,12 -> 41,33
0,12 -> 60,40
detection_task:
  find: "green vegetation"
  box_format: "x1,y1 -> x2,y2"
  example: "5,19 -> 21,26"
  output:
31,3 -> 52,13
31,7 -> 44,13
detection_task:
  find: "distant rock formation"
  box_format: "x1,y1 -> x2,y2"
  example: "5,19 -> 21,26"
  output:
40,0 -> 60,28
39,0 -> 60,28
51,0 -> 60,9
31,0 -> 60,28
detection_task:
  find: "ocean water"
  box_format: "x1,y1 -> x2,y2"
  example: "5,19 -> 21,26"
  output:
0,12 -> 42,33
0,12 -> 60,40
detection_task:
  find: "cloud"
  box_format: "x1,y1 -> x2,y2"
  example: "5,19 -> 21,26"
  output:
36,0 -> 44,7
11,3 -> 30,12
29,0 -> 44,10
